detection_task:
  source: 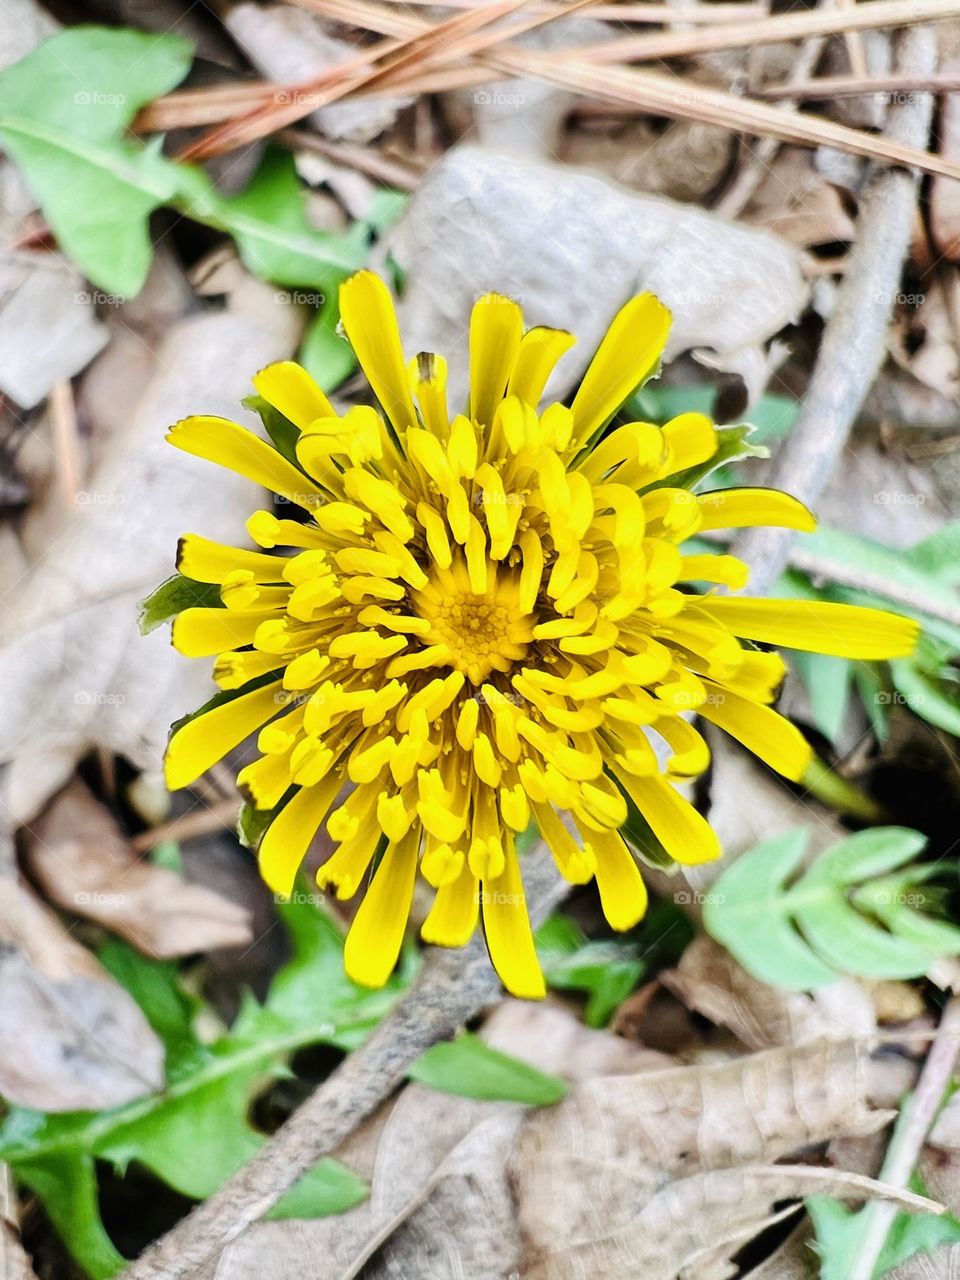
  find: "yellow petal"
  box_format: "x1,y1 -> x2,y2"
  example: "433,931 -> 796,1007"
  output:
252,361 -> 336,427
696,597 -> 919,660
569,292 -> 671,447
699,682 -> 811,782
469,293 -> 523,430
167,416 -> 325,510
590,827 -> 648,930
344,828 -> 420,988
659,412 -> 717,478
178,534 -> 285,585
171,607 -> 263,657
507,326 -> 576,408
481,841 -> 546,999
258,773 -> 343,896
617,771 -> 721,864
339,271 -> 418,434
679,553 -> 749,591
421,858 -> 480,947
408,352 -> 450,440
696,487 -> 816,533
165,680 -> 284,790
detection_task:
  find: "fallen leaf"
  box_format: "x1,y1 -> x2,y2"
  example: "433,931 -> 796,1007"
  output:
386,145 -> 810,405
742,149 -> 857,248
0,835 -> 163,1111
510,1040 -> 902,1280
0,301 -> 300,824
25,779 -> 252,959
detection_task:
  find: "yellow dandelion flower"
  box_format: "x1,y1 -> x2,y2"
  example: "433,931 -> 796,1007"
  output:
159,271 -> 918,999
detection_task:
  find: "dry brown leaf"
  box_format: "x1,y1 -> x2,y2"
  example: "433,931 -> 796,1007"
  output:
888,1245 -> 960,1279
0,300 -> 300,824
510,1040 -> 903,1280
25,779 -> 252,959
742,149 -> 857,248
662,934 -> 876,1052
0,838 -> 163,1111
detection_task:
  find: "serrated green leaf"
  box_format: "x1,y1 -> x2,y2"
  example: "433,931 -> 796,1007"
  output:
905,521 -> 960,584
408,1033 -> 567,1105
703,830 -> 838,989
137,574 -> 223,634
706,826 -> 947,990
890,651 -> 960,737
0,900 -> 408,1277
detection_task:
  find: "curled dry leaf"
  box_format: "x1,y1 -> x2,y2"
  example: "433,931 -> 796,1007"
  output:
0,836 -> 163,1111
25,779 -> 252,959
386,146 -> 809,404
0,303 -> 300,824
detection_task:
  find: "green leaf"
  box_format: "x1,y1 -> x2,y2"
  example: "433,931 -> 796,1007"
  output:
137,574 -> 223,634
408,1033 -> 567,1105
535,915 -> 645,1028
242,394 -> 304,470
211,147 -> 367,290
905,521 -> 960,584
704,825 -> 950,989
299,292 -> 357,392
890,647 -> 960,737
789,651 -> 852,745
0,26 -> 193,294
0,900 -> 407,1277
0,32 -> 370,298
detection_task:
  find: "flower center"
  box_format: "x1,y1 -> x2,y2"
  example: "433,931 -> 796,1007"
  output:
412,560 -> 537,685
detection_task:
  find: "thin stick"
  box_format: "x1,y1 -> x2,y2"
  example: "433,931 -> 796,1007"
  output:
848,993 -> 960,1280
117,845 -> 567,1280
574,0 -> 960,64
129,799 -> 241,853
730,23 -> 937,595
757,70 -> 960,101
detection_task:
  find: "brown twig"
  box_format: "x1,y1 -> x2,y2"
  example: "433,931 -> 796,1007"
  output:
574,0 -> 960,64
129,799 -> 241,854
756,71 -> 960,100
731,23 -> 937,594
117,844 -> 567,1280
277,129 -> 423,189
